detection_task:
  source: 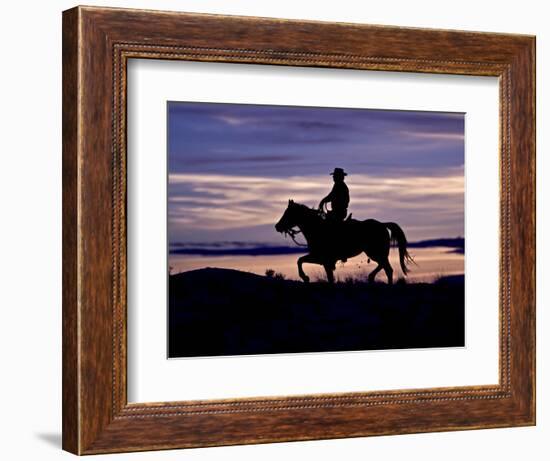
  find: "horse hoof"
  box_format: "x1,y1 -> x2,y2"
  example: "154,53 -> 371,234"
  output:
302,276 -> 310,283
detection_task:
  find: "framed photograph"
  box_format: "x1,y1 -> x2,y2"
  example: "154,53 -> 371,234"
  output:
62,6 -> 535,455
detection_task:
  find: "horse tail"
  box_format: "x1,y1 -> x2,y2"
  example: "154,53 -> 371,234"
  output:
384,222 -> 415,275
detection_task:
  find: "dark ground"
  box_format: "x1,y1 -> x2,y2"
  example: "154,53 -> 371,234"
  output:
168,268 -> 465,358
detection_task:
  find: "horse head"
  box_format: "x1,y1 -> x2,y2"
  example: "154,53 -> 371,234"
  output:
275,199 -> 303,234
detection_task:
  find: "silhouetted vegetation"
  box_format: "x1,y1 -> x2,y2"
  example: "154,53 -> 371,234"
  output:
265,268 -> 286,280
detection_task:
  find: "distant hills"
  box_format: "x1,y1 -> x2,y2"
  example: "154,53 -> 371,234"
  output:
408,237 -> 464,254
170,237 -> 464,256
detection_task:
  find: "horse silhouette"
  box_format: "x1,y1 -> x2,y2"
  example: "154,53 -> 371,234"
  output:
275,200 -> 414,284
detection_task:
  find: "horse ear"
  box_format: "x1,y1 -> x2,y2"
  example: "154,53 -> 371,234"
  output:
289,199 -> 294,204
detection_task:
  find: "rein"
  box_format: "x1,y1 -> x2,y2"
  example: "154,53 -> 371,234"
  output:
284,227 -> 308,247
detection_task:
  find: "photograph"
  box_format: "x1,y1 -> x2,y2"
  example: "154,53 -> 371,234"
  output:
167,101 -> 466,358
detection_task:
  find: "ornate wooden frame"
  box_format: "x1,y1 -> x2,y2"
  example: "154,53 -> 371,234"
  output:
62,5 -> 535,455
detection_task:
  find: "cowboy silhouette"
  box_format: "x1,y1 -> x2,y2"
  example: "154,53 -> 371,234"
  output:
318,167 -> 350,222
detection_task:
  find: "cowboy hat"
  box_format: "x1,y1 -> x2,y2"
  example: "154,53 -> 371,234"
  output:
330,167 -> 347,176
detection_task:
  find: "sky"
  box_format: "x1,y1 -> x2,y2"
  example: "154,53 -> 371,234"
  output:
168,101 -> 464,246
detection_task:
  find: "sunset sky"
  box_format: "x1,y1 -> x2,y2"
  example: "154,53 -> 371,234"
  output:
167,101 -> 464,246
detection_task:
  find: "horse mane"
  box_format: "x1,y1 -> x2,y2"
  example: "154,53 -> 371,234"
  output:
291,202 -> 323,220
291,201 -> 315,212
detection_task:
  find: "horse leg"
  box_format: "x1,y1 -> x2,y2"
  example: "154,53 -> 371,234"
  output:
367,262 -> 383,283
323,262 -> 335,284
297,253 -> 320,283
382,259 -> 394,285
